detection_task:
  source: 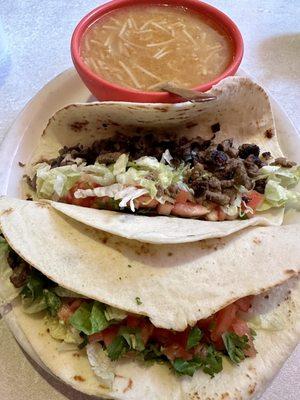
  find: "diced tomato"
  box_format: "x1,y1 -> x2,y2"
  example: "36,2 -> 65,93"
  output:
98,324 -> 120,347
63,181 -> 102,208
151,328 -> 174,345
134,196 -> 159,209
231,318 -> 250,337
162,343 -> 193,361
57,304 -> 73,323
140,320 -> 154,345
57,299 -> 83,323
126,316 -> 154,344
157,202 -> 174,216
244,191 -> 264,210
172,330 -> 190,348
235,296 -> 253,312
69,299 -> 83,312
171,203 -> 210,218
126,315 -> 141,328
88,331 -> 104,344
197,316 -> 214,331
175,190 -> 195,204
210,303 -> 238,341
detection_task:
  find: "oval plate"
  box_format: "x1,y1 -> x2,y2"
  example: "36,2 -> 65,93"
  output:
0,68 -> 299,400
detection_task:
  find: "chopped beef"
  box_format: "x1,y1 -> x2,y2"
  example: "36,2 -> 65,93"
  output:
205,191 -> 231,206
31,130 -> 298,214
208,177 -> 221,191
264,129 -> 274,138
205,149 -> 228,169
261,152 -> 272,162
97,152 -> 123,164
255,178 -> 267,194
190,180 -> 208,198
220,179 -> 235,188
217,139 -> 231,152
211,123 -> 220,133
271,157 -> 296,168
7,250 -> 30,288
238,144 -> 260,159
243,156 -> 260,178
234,161 -> 253,190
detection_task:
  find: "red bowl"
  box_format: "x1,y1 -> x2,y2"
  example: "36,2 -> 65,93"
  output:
71,0 -> 244,103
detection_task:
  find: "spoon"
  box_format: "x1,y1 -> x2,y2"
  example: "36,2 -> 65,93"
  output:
153,82 -> 217,102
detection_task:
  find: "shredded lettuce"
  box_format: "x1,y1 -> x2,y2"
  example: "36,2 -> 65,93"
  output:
256,165 -> 300,211
104,305 -> 127,322
0,237 -> 22,304
258,165 -> 300,187
54,286 -> 87,299
113,154 -> 128,175
34,162 -> 115,200
161,149 -> 173,165
69,302 -> 110,335
74,184 -> 148,212
35,163 -> 81,199
34,151 -> 190,209
22,296 -> 47,314
87,343 -> 115,388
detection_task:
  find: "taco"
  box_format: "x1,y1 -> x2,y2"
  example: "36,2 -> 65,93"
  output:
23,77 -> 300,243
0,197 -> 299,399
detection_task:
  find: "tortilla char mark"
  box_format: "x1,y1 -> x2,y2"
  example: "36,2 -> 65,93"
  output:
73,375 -> 85,382
285,269 -> 297,276
69,120 -> 89,132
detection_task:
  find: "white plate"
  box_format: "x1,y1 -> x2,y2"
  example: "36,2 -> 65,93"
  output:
0,68 -> 299,400
0,68 -> 299,196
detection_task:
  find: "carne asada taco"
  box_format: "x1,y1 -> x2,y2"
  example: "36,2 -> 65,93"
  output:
23,77 -> 300,243
0,197 -> 299,399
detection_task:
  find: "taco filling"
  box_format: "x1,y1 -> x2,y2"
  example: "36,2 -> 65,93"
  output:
2,235 -> 259,384
27,133 -> 300,220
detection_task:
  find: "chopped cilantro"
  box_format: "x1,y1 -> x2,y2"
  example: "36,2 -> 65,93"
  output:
172,357 -> 202,377
127,264 -> 132,268
202,346 -> 223,377
222,332 -> 249,364
142,344 -> 165,362
186,327 -> 203,350
135,297 -> 142,305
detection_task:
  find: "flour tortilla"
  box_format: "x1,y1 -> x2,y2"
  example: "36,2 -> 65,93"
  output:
1,196 -> 299,399
4,267 -> 300,400
0,197 -> 299,331
24,76 -> 286,244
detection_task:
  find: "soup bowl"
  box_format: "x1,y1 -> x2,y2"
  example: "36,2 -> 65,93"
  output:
71,0 -> 243,103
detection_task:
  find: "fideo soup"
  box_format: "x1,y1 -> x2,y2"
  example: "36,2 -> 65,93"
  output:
80,5 -> 233,91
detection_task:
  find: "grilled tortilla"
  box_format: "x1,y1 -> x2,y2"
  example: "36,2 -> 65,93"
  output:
0,197 -> 299,400
23,77 -> 300,243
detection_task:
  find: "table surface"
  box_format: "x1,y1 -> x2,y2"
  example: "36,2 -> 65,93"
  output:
0,1 -> 299,399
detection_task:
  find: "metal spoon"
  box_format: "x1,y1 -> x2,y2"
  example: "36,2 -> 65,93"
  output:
152,82 -> 217,102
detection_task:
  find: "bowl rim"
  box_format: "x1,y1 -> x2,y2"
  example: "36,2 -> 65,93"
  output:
71,0 -> 244,101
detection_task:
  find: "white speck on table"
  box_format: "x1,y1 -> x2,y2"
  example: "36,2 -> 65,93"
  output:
0,1 -> 299,399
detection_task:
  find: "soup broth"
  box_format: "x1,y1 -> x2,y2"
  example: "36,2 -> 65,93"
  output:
81,5 -> 233,91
